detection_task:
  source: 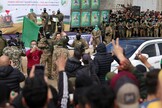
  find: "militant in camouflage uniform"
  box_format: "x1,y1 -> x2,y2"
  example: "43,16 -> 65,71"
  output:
52,33 -> 69,78
0,31 -> 7,56
70,33 -> 89,51
153,20 -> 160,37
133,19 -> 140,36
140,21 -> 147,37
56,10 -> 64,31
110,21 -> 117,39
41,8 -> 49,32
118,20 -> 125,38
126,20 -> 133,38
38,35 -> 53,79
147,21 -> 153,37
3,45 -> 22,71
27,9 -> 37,23
105,23 -> 112,44
160,19 -> 162,37
100,21 -> 106,43
91,25 -> 101,53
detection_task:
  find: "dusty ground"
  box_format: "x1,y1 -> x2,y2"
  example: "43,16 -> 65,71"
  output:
20,47 -> 93,89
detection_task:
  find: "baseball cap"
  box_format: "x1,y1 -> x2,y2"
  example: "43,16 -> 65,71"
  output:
110,71 -> 138,89
116,83 -> 140,108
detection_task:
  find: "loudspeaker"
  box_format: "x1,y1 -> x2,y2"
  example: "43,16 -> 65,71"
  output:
131,6 -> 141,16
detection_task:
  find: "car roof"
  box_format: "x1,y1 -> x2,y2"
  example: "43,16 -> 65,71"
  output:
119,37 -> 162,41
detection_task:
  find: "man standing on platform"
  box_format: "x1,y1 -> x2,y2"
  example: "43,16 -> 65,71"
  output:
52,32 -> 69,78
38,34 -> 53,79
56,10 -> 64,31
92,25 -> 101,53
50,11 -> 58,35
27,9 -> 37,23
41,8 -> 49,32
105,23 -> 112,44
133,18 -> 140,36
70,33 -> 89,51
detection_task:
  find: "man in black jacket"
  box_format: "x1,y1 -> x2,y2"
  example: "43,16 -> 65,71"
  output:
0,55 -> 25,92
65,47 -> 83,78
93,43 -> 113,84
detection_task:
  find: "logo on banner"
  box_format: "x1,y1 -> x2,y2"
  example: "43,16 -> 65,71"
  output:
61,0 -> 69,6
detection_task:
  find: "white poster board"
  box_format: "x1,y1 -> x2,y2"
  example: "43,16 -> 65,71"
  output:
0,0 -> 71,23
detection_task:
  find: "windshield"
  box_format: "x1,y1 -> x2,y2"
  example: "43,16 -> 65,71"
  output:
106,40 -> 145,58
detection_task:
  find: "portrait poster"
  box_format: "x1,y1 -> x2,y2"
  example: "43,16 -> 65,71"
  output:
71,11 -> 80,27
81,0 -> 90,10
91,0 -> 100,10
81,11 -> 90,27
91,11 -> 100,26
71,0 -> 81,10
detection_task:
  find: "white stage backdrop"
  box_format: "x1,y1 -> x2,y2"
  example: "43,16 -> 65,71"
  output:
0,0 -> 71,23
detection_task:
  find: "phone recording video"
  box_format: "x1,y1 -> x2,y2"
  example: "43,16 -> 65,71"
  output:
34,64 -> 45,77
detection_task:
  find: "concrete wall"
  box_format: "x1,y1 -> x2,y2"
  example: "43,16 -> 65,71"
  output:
100,0 -> 162,11
100,0 -> 115,10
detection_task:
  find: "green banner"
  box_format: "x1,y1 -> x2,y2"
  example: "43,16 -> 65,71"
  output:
91,0 -> 100,10
22,17 -> 40,47
91,11 -> 100,26
100,10 -> 110,23
81,0 -> 90,10
71,11 -> 81,27
71,0 -> 81,10
81,11 -> 90,27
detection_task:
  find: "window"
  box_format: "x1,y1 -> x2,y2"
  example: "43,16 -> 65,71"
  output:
158,43 -> 162,55
141,44 -> 156,57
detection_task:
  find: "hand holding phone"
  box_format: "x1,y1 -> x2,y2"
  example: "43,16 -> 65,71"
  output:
34,64 -> 45,77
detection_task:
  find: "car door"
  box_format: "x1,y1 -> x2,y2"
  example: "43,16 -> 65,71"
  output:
157,43 -> 162,68
140,43 -> 160,69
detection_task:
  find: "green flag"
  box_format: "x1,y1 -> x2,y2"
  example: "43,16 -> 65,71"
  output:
22,17 -> 40,47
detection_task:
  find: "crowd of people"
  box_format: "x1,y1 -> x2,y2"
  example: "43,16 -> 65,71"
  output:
27,8 -> 64,35
1,5 -> 162,108
101,7 -> 162,40
1,34 -> 162,108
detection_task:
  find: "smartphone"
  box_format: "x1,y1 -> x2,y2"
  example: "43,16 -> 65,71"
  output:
34,64 -> 45,77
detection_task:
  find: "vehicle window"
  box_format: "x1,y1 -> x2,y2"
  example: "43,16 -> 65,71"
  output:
158,43 -> 162,55
141,44 -> 156,57
106,40 -> 144,58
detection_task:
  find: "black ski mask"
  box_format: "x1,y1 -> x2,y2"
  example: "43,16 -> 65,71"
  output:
76,34 -> 81,40
43,8 -> 46,13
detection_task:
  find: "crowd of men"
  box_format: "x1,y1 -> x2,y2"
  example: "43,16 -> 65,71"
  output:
1,34 -> 162,108
27,8 -> 64,35
1,6 -> 162,108
101,8 -> 162,40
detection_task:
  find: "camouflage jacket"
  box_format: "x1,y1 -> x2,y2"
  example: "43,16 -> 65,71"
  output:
38,37 -> 53,55
0,37 -> 7,51
71,39 -> 89,49
3,46 -> 22,70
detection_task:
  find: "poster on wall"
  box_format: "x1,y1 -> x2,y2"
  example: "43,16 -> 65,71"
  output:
81,0 -> 90,10
91,0 -> 100,10
91,11 -> 100,26
71,11 -> 80,27
71,0 -> 81,10
81,11 -> 90,27
0,0 -> 71,33
100,10 -> 110,23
